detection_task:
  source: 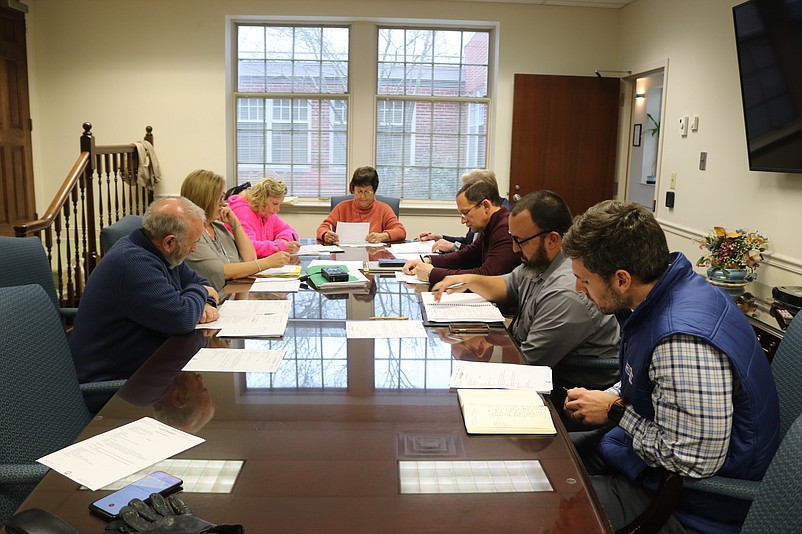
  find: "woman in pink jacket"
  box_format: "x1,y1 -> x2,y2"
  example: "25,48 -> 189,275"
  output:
227,177 -> 301,258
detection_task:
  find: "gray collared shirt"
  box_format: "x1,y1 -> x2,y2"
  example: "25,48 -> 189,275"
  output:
504,253 -> 620,389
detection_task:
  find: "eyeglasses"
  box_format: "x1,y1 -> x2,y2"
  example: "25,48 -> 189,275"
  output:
509,229 -> 551,247
457,200 -> 486,219
354,190 -> 375,197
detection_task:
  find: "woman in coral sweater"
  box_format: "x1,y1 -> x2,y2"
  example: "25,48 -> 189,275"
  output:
317,166 -> 406,244
227,176 -> 301,258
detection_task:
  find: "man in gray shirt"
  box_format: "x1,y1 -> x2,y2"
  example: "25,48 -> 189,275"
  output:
431,190 -> 619,416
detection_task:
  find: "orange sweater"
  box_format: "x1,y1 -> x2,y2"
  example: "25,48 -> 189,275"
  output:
317,199 -> 406,242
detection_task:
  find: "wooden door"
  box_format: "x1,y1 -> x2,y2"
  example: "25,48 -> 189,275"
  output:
0,6 -> 35,236
509,74 -> 619,216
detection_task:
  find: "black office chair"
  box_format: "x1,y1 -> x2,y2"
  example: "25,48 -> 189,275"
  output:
330,194 -> 400,217
0,236 -> 77,321
100,215 -> 143,255
0,285 -> 111,524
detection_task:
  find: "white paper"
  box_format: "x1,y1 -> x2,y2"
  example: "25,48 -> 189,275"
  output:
346,320 -> 427,338
292,244 -> 344,255
255,264 -> 302,278
196,300 -> 292,330
449,361 -> 553,393
388,242 -> 436,254
248,279 -> 301,293
182,348 -> 286,373
389,253 -> 426,261
421,292 -> 505,323
421,292 -> 489,305
37,417 -> 205,491
336,222 -> 370,244
395,272 -> 429,284
216,313 -> 289,337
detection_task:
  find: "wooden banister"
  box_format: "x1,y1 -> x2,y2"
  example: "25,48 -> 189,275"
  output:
12,122 -> 155,307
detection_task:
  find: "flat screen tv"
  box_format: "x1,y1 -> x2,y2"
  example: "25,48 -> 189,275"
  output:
733,0 -> 802,173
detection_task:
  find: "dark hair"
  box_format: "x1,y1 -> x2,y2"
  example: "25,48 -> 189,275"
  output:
510,190 -> 573,236
459,177 -> 501,205
561,200 -> 668,283
349,166 -> 379,193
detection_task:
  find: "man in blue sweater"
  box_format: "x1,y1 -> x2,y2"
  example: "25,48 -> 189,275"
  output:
70,196 -> 220,382
562,201 -> 778,533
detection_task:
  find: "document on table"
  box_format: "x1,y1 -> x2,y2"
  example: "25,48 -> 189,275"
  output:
449,360 -> 553,393
346,320 -> 427,338
255,264 -> 302,278
395,271 -> 428,284
249,279 -> 302,293
457,389 -> 556,435
216,313 -> 289,338
293,244 -> 344,255
196,299 -> 292,330
388,241 -> 435,254
37,417 -> 205,491
182,348 -> 286,373
420,292 -> 505,323
336,222 -> 370,244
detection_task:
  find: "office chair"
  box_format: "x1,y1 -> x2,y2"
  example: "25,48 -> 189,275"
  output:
0,285 -> 123,524
740,413 -> 802,533
330,194 -> 401,217
0,236 -> 77,321
684,310 -> 802,499
100,215 -> 143,255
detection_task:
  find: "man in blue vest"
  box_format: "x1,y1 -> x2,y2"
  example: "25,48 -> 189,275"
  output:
562,200 -> 778,533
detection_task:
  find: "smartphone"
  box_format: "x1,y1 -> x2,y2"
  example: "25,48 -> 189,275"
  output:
449,323 -> 490,334
89,471 -> 183,521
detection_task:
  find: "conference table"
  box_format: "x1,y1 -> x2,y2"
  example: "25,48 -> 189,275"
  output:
9,250 -> 612,533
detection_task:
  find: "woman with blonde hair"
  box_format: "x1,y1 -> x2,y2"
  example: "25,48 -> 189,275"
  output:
180,169 -> 290,291
227,175 -> 301,256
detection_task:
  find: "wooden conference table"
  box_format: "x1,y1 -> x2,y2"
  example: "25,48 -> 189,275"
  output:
10,252 -> 612,533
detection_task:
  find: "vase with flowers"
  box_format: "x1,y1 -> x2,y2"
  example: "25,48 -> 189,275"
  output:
695,226 -> 768,286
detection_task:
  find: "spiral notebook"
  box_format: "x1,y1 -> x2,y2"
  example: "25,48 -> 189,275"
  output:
420,292 -> 505,323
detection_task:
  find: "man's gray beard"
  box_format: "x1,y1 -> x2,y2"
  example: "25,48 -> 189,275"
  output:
521,260 -> 546,277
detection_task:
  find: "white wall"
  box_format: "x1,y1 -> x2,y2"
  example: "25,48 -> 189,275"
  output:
24,0 -> 618,240
619,0 -> 802,286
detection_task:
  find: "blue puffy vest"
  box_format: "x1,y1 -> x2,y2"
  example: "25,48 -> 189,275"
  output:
599,253 -> 778,533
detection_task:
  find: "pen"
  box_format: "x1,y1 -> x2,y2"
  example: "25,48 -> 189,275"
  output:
369,316 -> 408,320
445,282 -> 465,290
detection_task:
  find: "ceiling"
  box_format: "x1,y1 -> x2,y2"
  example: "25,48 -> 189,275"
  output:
447,0 -> 636,7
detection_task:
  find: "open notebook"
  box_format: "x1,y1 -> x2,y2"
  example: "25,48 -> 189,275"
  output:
457,389 -> 556,435
420,292 -> 505,323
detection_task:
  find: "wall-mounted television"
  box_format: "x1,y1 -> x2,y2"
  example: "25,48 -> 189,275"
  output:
733,0 -> 802,173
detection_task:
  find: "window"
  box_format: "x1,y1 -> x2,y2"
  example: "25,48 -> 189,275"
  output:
235,25 -> 349,197
376,28 -> 490,200
233,23 -> 492,201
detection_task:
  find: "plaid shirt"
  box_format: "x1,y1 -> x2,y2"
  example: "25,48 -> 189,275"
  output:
608,334 -> 734,478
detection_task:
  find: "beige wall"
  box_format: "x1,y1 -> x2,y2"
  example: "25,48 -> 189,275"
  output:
24,0 -> 802,285
24,0 -> 618,240
618,0 -> 802,286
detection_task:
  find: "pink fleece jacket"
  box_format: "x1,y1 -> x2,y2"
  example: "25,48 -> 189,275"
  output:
227,194 -> 298,258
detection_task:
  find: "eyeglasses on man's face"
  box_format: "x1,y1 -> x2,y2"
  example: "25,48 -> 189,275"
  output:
509,229 -> 550,247
457,199 -> 486,219
354,189 -> 375,197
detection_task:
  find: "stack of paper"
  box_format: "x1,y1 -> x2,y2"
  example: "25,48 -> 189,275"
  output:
255,264 -> 302,278
457,389 -> 556,435
449,360 -> 553,393
196,300 -> 290,337
306,260 -> 370,290
292,244 -> 344,256
420,292 -> 505,323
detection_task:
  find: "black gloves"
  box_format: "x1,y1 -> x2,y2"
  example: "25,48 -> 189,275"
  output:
103,493 -> 244,534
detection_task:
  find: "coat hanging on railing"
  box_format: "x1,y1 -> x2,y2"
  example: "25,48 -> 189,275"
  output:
131,140 -> 162,190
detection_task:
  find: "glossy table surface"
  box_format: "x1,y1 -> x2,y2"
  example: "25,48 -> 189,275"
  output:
12,250 -> 612,533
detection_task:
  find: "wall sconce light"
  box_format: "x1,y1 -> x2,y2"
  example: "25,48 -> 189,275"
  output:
635,92 -> 646,100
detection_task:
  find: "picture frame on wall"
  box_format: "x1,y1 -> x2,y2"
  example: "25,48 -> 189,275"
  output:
632,123 -> 642,147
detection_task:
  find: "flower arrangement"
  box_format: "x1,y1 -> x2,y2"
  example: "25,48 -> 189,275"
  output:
695,226 -> 768,271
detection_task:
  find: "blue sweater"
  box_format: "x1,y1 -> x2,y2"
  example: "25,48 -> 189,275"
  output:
70,229 -> 210,382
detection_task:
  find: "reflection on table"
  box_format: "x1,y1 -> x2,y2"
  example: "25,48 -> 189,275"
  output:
12,250 -> 612,533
